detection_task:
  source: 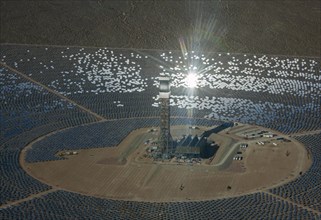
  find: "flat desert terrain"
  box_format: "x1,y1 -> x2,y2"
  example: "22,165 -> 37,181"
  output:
22,124 -> 311,202
1,1 -> 320,57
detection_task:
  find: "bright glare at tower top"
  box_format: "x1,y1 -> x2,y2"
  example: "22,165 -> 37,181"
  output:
185,72 -> 198,88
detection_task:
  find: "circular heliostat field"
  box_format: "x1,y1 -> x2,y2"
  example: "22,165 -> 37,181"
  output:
1,44 -> 320,219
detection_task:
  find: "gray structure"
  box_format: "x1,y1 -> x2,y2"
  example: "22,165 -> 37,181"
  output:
158,77 -> 173,155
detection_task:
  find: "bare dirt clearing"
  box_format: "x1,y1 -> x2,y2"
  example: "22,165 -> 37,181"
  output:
22,125 -> 311,202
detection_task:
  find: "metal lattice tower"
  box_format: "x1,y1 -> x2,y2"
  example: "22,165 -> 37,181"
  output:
159,77 -> 172,155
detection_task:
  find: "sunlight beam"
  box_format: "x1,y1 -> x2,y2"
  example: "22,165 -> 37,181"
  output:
185,72 -> 198,88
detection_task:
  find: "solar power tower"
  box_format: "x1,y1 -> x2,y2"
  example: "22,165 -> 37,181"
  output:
159,77 -> 173,156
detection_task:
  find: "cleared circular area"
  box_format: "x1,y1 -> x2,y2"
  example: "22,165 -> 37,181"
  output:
21,123 -> 311,202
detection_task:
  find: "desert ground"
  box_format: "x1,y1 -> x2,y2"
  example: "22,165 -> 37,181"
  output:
1,1 -> 320,57
21,124 -> 311,202
1,1 -> 320,218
